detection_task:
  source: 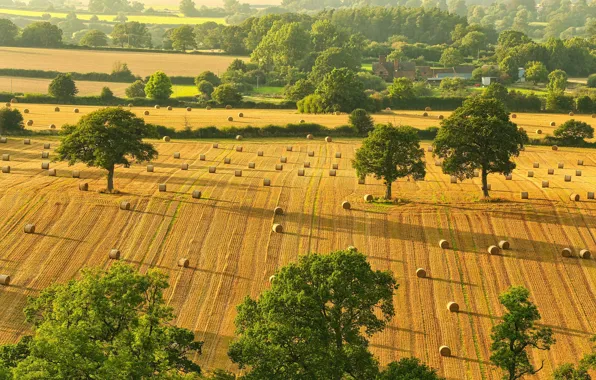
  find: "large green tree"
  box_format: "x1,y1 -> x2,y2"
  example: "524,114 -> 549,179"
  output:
433,97 -> 524,197
490,286 -> 554,380
79,29 -> 108,47
251,21 -> 311,70
144,71 -> 173,101
211,84 -> 242,104
20,22 -> 62,47
547,69 -> 568,93
379,357 -> 445,380
0,107 -> 24,134
55,108 -> 157,192
228,249 -> 398,380
0,19 -> 19,46
48,73 -> 78,99
0,263 -> 202,378
170,25 -> 197,51
353,124 -> 426,199
110,21 -> 151,48
439,47 -> 464,67
524,61 -> 548,85
553,120 -> 594,145
315,68 -> 366,113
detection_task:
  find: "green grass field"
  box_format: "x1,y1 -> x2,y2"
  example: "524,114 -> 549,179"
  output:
251,86 -> 284,95
0,8 -> 226,25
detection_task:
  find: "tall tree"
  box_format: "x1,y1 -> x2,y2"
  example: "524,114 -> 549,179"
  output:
228,249 -> 398,380
251,21 -> 311,70
490,286 -> 555,380
553,120 -> 594,145
0,19 -> 19,46
353,124 -> 426,199
20,22 -> 62,47
524,61 -> 548,85
179,0 -> 198,16
315,68 -> 366,113
547,69 -> 568,93
433,97 -> 524,197
55,108 -> 157,192
0,263 -> 202,378
48,73 -> 78,99
170,25 -> 197,51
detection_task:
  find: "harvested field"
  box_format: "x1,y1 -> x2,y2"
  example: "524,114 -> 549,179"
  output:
0,47 -> 243,77
5,103 -> 596,137
1,138 -> 596,379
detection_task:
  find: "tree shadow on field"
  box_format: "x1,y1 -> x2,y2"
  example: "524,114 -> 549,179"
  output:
452,355 -> 492,366
370,343 -> 411,353
37,232 -> 86,243
425,276 -> 477,287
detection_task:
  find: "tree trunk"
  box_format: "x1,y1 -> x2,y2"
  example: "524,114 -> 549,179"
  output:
481,167 -> 489,197
107,164 -> 115,192
385,182 -> 392,200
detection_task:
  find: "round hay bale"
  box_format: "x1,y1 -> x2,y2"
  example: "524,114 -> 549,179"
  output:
304,162 -> 311,168
580,249 -> 591,259
144,110 -> 150,116
276,164 -> 283,171
48,169 -> 56,176
73,108 -> 79,114
280,156 -> 287,163
26,120 -> 33,126
562,248 -> 572,257
43,143 -> 50,149
79,182 -> 88,191
498,240 -> 510,250
72,170 -> 80,178
146,165 -> 154,172
427,146 -> 433,152
272,224 -> 283,233
236,135 -> 242,140
565,175 -> 571,182
570,193 -> 580,201
158,183 -> 166,192
109,249 -> 120,260
10,98 -> 17,103
24,224 -> 35,234
209,166 -> 216,173
206,106 -> 212,110
269,275 -> 275,282
325,136 -> 332,143
23,139 -> 30,145
342,201 -> 351,210
542,181 -> 549,188
4,102 -> 10,107
334,111 -> 340,115
54,107 -> 60,112
450,176 -> 457,184
186,107 -> 192,111
416,268 -> 427,278
248,162 -> 255,169
23,109 -> 29,114
41,152 -> 49,159
154,105 -> 160,109
569,111 -> 574,116
120,201 -> 131,210
423,112 -> 429,117
199,154 -> 206,161
306,134 -> 313,139
286,146 -> 293,152
592,114 -> 596,118
274,206 -> 284,215
358,178 -> 365,184
162,136 -> 171,142
473,170 -> 479,178
167,106 -> 172,111
533,162 -> 539,168
329,169 -> 336,176
550,121 -> 556,127
263,178 -> 271,186
238,112 -> 244,118
178,258 -> 190,267
505,174 -> 513,180
257,151 -> 264,156
576,170 -> 582,176
1,154 -> 9,161
548,169 -> 554,175
435,160 -> 442,166
224,157 -> 231,164
0,275 -> 10,286
536,129 -> 542,134
511,113 -> 517,118
0,137 -> 6,143
181,163 -> 189,170
447,302 -> 459,312
439,346 -> 451,357
364,194 -> 373,202
308,151 -> 315,157
527,171 -> 534,177
385,107 -> 391,111
41,162 -> 49,170
128,103 -> 133,108
1,166 -> 10,173
558,162 -> 564,169
225,105 -> 232,110
300,119 -> 305,124
335,152 -> 342,158
425,107 -> 431,111
192,190 -> 202,199
234,170 -> 242,177
578,160 -> 584,166
552,145 -> 558,151
438,114 -> 444,119
588,192 -> 594,200
332,163 -> 339,170
347,246 -> 358,252
298,169 -> 305,176
236,146 -> 243,152
488,245 -> 500,255
439,239 -> 449,249
173,152 -> 180,159
212,143 -> 218,148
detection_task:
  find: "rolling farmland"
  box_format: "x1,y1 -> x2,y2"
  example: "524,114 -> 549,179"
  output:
1,136 -> 596,378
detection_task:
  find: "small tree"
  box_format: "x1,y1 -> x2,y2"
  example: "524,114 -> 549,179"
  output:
228,249 -> 397,379
48,73 -> 78,99
125,80 -> 146,98
55,108 -> 157,192
211,84 -> 242,104
576,96 -> 594,114
170,25 -> 196,51
379,357 -> 445,380
99,86 -> 113,100
490,286 -> 554,380
439,47 -> 464,67
547,69 -> 568,93
0,107 -> 24,134
552,363 -> 590,380
284,79 -> 315,102
197,80 -> 214,99
524,61 -> 548,85
195,71 -> 221,86
144,71 -> 173,101
439,77 -> 467,96
588,74 -> 596,89
353,124 -> 426,199
433,97 -> 524,197
553,120 -> 594,145
79,29 -> 108,47
388,77 -> 415,102
349,108 -> 374,135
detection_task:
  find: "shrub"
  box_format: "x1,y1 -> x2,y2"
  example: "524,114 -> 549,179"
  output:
195,71 -> 221,87
349,108 -> 374,135
125,80 -> 145,98
197,80 -> 214,99
100,86 -> 114,100
144,71 -> 173,101
48,73 -> 78,99
211,84 -> 242,104
576,95 -> 594,114
284,79 -> 315,102
554,120 -> 594,145
0,107 -> 24,134
546,92 -> 574,112
297,94 -> 325,114
586,74 -> 596,88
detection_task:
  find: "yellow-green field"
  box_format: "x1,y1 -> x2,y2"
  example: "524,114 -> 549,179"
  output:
0,47 -> 243,77
0,7 -> 225,24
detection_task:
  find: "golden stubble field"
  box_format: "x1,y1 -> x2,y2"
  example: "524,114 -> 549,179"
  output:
1,136 -> 596,379
0,47 -> 243,77
6,103 -> 596,138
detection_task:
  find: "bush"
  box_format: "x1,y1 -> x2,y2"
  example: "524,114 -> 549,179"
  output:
576,95 -> 594,114
0,107 -> 24,134
100,86 -> 114,100
195,71 -> 221,87
546,92 -> 574,112
554,119 -> 594,145
211,84 -> 242,104
125,80 -> 145,98
297,94 -> 325,114
284,79 -> 315,102
197,80 -> 214,99
144,71 -> 173,101
349,109 -> 374,135
586,74 -> 596,89
48,73 -> 78,99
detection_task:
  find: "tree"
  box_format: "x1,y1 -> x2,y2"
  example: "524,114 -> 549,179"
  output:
500,55 -> 520,82
0,107 -> 24,134
524,61 -> 548,85
315,68 -> 366,113
0,19 -> 19,46
284,79 -> 315,102
553,120 -> 594,145
433,97 -> 524,197
353,124 -> 426,199
48,73 -> 78,99
388,77 -> 415,102
482,82 -> 509,106
110,21 -> 151,48
460,31 -> 487,58
197,80 -> 214,99
547,69 -> 568,93
99,86 -> 113,100
195,71 -> 221,87
490,286 -> 555,380
228,249 -> 398,379
88,0 -> 129,13
349,108 -> 374,135
588,74 -> 596,89
439,77 -> 467,96
552,363 -> 590,380
0,263 -> 202,377
55,108 -> 157,192
439,47 -> 464,67
125,80 -> 145,98
170,25 -> 196,51
212,84 -> 242,104
144,71 -> 173,101
251,22 -> 311,70
20,22 -> 62,47
179,0 -> 198,16
379,357 -> 445,380
576,96 -> 594,114
309,46 -> 361,83
79,29 -> 108,47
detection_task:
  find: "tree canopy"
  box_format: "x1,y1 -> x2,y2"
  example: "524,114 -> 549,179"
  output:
144,71 -> 173,101
48,73 -> 78,99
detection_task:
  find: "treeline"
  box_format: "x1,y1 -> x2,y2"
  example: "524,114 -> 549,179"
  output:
0,68 -> 138,83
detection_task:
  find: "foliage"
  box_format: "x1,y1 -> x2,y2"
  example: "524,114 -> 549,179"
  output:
228,249 -> 398,379
170,25 -> 197,51
388,78 -> 415,102
284,79 -> 315,102
99,86 -> 113,100
482,82 -> 509,106
48,73 -> 78,99
547,69 -> 568,93
524,61 -> 548,85
111,22 -> 151,48
439,77 -> 467,96
546,92 -> 574,113
79,29 -> 108,47
195,71 -> 221,87
309,46 -> 362,83
212,84 -> 242,104
357,72 -> 387,91
552,363 -> 591,380
0,19 -> 19,46
553,120 -> 594,145
315,68 -> 367,113
297,94 -> 325,113
353,124 -> 425,199
588,74 -> 596,89
433,97 -> 524,197
0,107 -> 24,134
349,108 -> 374,135
379,357 -> 445,380
145,71 -> 173,101
179,0 -> 198,16
125,80 -> 146,98
576,96 -> 594,114
251,21 -> 312,70
55,108 -> 157,191
197,80 -> 215,98
490,286 -> 555,380
20,22 -> 62,48
0,263 -> 202,378
439,47 -> 464,67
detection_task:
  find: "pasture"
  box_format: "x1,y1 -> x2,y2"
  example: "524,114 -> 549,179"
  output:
0,136 -> 596,379
6,103 -> 596,139
0,47 -> 243,77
